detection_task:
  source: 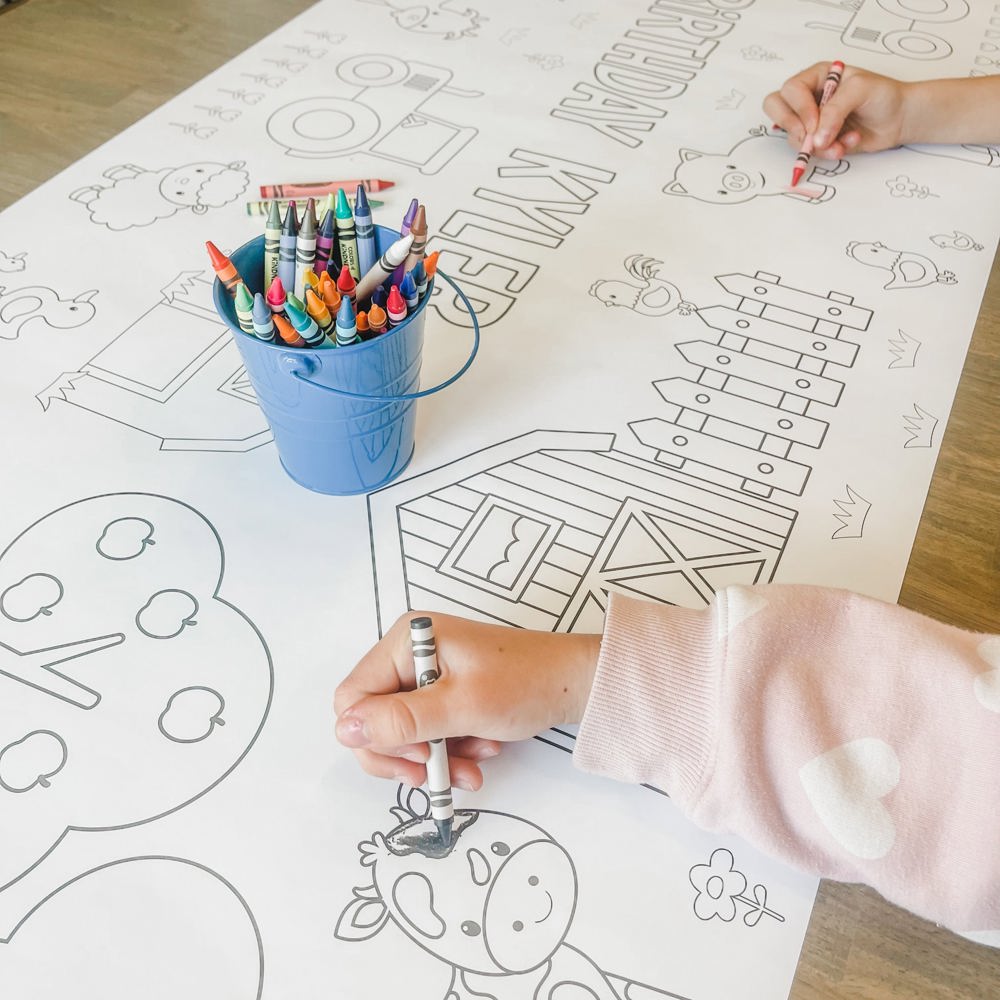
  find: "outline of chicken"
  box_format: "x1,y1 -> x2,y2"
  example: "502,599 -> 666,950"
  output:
930,230 -> 983,252
845,241 -> 956,290
357,0 -> 487,39
589,255 -> 695,318
0,285 -> 98,340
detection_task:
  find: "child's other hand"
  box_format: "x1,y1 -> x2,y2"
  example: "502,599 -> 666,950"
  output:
334,613 -> 600,792
764,62 -> 910,159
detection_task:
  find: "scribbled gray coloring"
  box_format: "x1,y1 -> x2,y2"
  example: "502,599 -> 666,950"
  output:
267,54 -> 481,174
832,484 -> 872,539
355,0 -> 488,39
888,329 -> 920,369
69,161 -> 249,230
36,270 -> 271,454
0,731 -> 68,794
689,848 -> 785,927
845,241 -> 957,289
0,285 -> 97,341
0,250 -> 27,273
589,255 -> 695,318
931,230 -> 983,251
663,127 -> 849,205
804,0 -> 969,61
336,785 -> 694,999
903,403 -> 939,448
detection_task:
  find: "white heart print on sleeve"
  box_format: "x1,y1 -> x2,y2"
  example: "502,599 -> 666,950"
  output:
799,738 -> 900,861
974,638 -> 1000,713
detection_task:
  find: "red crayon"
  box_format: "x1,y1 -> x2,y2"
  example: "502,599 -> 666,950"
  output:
386,284 -> 407,328
206,241 -> 243,297
336,263 -> 357,307
266,276 -> 287,315
791,60 -> 844,187
259,178 -> 396,199
273,313 -> 306,347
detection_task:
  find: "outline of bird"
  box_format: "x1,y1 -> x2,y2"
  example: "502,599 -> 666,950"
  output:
589,255 -> 695,317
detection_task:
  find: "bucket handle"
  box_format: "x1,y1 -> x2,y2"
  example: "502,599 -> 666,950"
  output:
288,271 -> 479,402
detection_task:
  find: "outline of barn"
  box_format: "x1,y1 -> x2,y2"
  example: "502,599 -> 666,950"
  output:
368,429 -> 797,638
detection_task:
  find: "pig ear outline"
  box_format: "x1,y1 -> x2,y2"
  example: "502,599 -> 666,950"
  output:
678,148 -> 703,162
663,181 -> 689,196
335,887 -> 389,942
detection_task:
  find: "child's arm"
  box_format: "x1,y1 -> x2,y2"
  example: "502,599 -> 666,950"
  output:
335,586 -> 1000,943
764,63 -> 1000,159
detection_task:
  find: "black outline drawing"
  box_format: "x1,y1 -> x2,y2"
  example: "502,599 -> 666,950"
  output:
1,573 -> 64,623
663,127 -> 849,205
168,122 -> 219,141
354,0 -> 487,39
741,44 -> 782,60
36,271 -> 272,454
240,72 -> 286,88
589,255 -> 695,318
832,485 -> 872,539
195,104 -> 243,122
902,403 -> 939,448
266,53 -> 481,174
0,492 -> 274,893
716,88 -> 746,110
136,589 -> 199,640
0,856 -> 264,1000
888,329 -> 920,368
218,88 -> 266,105
68,161 -> 249,230
158,686 -> 227,744
526,53 -> 565,71
0,284 -> 97,341
336,786 -> 693,999
0,250 -> 27,273
846,240 -> 957,289
96,518 -> 157,560
370,271 -> 875,759
689,848 -> 785,928
804,0 -> 970,61
905,142 -> 1000,166
0,731 -> 68,793
930,230 -> 983,251
885,173 -> 938,198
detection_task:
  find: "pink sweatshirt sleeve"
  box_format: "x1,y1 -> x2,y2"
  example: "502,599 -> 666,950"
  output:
573,585 -> 1000,946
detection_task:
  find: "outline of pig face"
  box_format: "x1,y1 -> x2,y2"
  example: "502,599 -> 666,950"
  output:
340,809 -> 578,976
664,149 -> 766,204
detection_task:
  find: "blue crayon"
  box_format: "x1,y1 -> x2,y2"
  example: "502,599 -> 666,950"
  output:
286,300 -> 328,348
411,259 -> 428,298
400,272 -> 418,312
370,285 -> 387,311
353,185 -> 377,278
251,292 -> 276,342
277,201 -> 298,295
335,296 -> 359,347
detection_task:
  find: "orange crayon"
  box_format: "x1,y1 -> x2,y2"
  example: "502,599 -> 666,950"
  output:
305,287 -> 335,338
318,271 -> 342,312
368,302 -> 388,336
274,313 -> 307,347
206,241 -> 243,297
423,250 -> 440,279
356,309 -> 370,339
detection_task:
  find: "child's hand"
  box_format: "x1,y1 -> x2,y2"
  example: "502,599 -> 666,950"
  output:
764,62 -> 910,159
334,613 -> 600,791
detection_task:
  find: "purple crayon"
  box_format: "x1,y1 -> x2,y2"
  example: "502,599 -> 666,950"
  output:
393,198 -> 420,286
315,207 -> 336,276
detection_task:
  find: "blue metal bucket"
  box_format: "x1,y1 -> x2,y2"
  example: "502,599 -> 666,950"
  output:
212,227 -> 478,495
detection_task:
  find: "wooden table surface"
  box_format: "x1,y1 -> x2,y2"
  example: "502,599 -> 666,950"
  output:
1,1 -> 997,996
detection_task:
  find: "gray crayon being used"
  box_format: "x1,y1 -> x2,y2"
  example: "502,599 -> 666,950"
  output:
409,615 -> 454,847
294,202 -> 317,300
355,233 -> 414,302
278,201 -> 298,296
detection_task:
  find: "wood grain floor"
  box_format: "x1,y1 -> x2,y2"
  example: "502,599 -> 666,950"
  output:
1,1 -> 998,995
